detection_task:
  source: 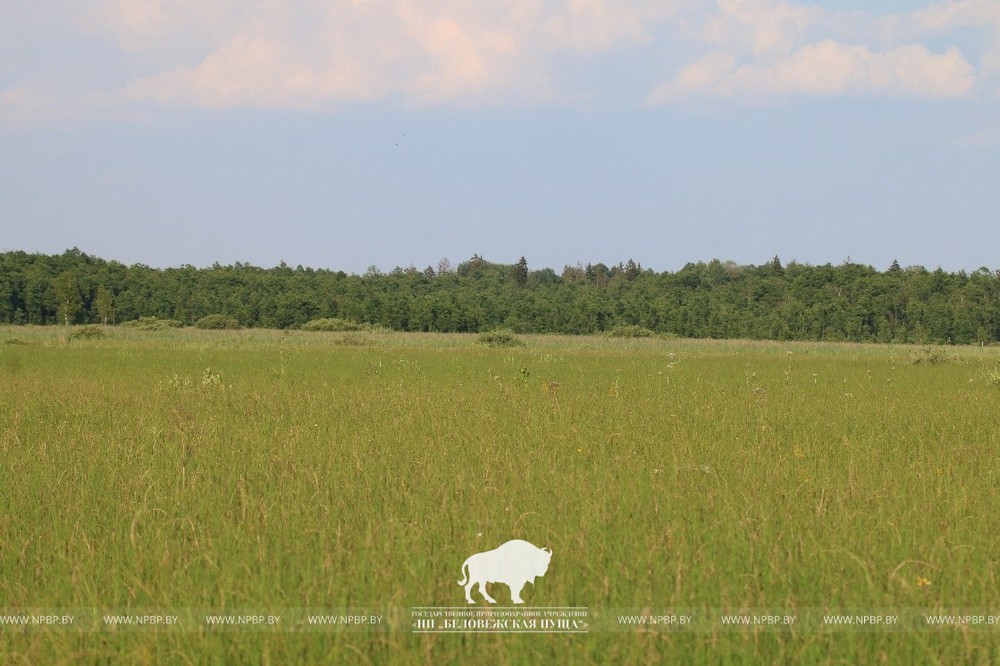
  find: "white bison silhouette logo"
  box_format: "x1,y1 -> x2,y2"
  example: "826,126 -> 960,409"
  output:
458,539 -> 552,604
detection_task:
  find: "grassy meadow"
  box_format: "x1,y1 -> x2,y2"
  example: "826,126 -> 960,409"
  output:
2,325 -> 1000,663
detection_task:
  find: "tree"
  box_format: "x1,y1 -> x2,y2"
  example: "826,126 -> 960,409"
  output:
3,248 -> 1000,344
561,264 -> 586,285
53,270 -> 83,325
590,263 -> 610,287
769,255 -> 784,275
511,256 -> 528,287
624,259 -> 641,281
458,254 -> 488,278
437,257 -> 452,275
95,287 -> 114,325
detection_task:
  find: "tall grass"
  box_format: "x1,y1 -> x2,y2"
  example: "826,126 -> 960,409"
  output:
1,326 -> 999,662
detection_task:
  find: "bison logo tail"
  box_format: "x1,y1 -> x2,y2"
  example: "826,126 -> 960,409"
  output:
457,558 -> 470,586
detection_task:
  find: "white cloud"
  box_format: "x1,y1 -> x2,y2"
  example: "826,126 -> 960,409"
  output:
648,0 -> 993,104
79,0 -> 232,56
543,0 -> 662,52
394,3 -> 524,104
651,39 -> 976,101
88,0 -> 167,49
124,35 -> 375,110
2,0 -> 997,117
657,51 -> 736,100
699,0 -> 824,56
90,0 -> 681,110
911,0 -> 1000,92
910,0 -> 1000,31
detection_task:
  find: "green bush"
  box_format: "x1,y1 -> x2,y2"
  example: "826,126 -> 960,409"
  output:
477,328 -> 524,348
68,325 -> 105,341
300,318 -> 390,333
910,346 -> 953,365
194,315 -> 242,330
121,317 -> 184,331
608,324 -> 655,338
301,318 -> 364,332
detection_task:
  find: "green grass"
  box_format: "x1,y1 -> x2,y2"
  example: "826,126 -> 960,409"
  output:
2,326 -> 1000,663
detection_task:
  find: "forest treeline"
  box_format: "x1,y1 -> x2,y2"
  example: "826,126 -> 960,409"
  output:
2,248 -> 1000,344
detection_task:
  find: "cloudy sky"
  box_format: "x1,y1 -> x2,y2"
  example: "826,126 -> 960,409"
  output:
2,0 -> 998,273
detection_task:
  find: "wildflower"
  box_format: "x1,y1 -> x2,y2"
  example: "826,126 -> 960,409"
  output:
917,577 -> 932,589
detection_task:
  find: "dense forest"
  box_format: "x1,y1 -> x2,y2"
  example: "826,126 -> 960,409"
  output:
2,248 -> 1000,344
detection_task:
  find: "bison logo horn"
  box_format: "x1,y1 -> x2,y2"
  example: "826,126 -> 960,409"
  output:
457,539 -> 552,604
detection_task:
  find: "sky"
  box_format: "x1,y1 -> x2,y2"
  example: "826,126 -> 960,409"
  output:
1,0 -> 998,275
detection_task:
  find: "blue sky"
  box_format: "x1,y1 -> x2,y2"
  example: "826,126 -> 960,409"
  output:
2,0 -> 998,274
